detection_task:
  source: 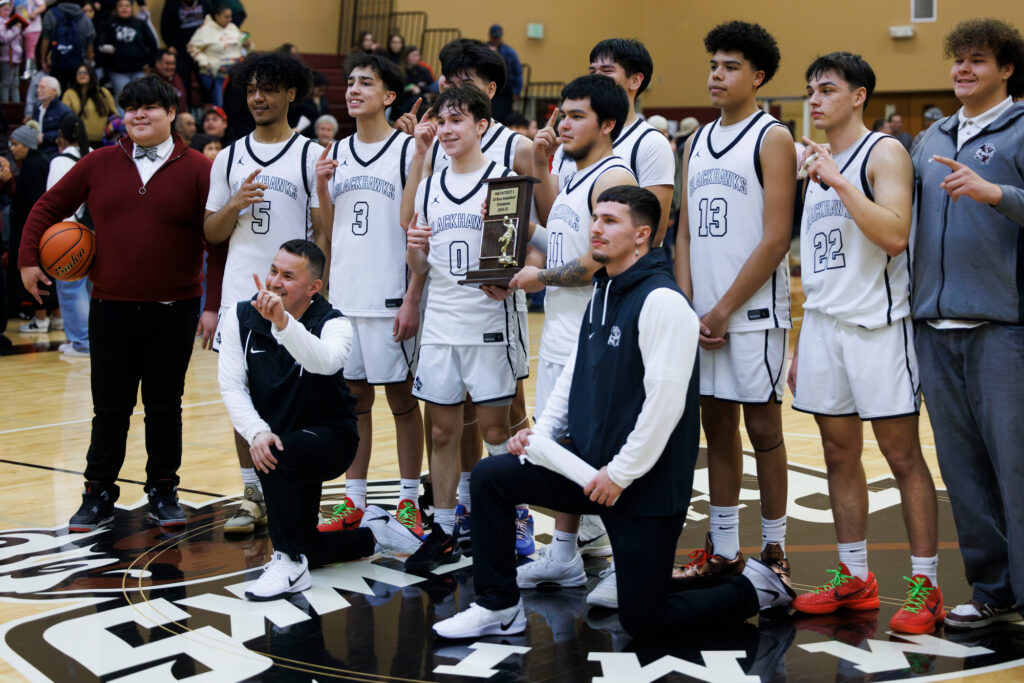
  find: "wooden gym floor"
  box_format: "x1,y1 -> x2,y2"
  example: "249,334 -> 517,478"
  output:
0,279 -> 1021,682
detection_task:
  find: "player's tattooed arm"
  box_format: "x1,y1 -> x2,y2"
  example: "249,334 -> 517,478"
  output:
538,258 -> 590,286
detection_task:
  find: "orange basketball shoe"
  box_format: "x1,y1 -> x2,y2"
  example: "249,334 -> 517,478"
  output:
395,498 -> 424,537
890,575 -> 945,634
792,564 -> 880,614
317,497 -> 364,532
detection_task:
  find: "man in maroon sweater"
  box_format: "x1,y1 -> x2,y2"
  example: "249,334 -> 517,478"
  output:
20,75 -> 220,532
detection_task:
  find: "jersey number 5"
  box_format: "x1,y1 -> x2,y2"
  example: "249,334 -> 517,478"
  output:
352,200 -> 369,236
813,229 -> 846,272
251,202 -> 272,234
697,197 -> 728,237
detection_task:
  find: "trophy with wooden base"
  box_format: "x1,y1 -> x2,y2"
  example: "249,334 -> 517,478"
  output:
458,174 -> 539,288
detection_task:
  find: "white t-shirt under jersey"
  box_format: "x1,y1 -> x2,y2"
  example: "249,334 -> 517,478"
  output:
327,130 -> 414,317
552,117 -> 674,190
413,160 -> 516,347
801,131 -> 910,328
686,110 -> 791,332
207,133 -> 321,308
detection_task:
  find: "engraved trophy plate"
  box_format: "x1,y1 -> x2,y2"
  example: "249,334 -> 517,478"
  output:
459,174 -> 539,288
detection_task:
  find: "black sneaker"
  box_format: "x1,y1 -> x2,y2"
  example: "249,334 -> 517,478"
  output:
69,481 -> 118,532
405,529 -> 462,573
147,480 -> 187,528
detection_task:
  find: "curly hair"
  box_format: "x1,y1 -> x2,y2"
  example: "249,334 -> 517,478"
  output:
231,52 -> 312,102
704,20 -> 781,86
944,18 -> 1024,98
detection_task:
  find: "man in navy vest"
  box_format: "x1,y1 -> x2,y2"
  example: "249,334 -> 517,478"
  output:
432,186 -> 795,639
217,240 -> 423,601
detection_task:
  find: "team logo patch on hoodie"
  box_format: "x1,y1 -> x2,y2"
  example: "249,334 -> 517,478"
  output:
975,143 -> 996,164
607,325 -> 621,347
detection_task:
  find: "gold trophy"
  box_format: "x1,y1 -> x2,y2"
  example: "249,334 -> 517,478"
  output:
459,175 -> 539,288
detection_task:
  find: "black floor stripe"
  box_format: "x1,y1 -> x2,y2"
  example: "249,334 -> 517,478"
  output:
0,458 -> 224,497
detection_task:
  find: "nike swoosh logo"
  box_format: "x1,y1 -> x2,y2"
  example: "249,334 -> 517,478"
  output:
288,576 -> 301,587
501,607 -> 521,630
250,349 -> 266,354
834,588 -> 862,600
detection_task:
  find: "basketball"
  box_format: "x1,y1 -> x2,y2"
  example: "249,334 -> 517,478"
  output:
38,221 -> 95,281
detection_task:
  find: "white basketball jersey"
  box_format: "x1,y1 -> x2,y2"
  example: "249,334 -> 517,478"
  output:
434,122 -> 531,317
539,155 -> 634,364
327,130 -> 414,317
687,111 -> 791,332
801,132 -> 910,328
552,118 -> 675,189
207,133 -> 321,307
414,160 -> 517,347
431,120 -> 521,174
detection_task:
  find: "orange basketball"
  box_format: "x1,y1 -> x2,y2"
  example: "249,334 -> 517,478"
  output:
39,221 -> 95,281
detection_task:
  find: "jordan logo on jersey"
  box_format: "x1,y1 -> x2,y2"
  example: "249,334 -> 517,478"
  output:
340,157 -> 349,166
431,195 -> 440,205
237,156 -> 245,165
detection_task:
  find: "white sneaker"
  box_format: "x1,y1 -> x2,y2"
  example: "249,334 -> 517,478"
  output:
361,505 -> 423,556
578,515 -> 613,557
586,560 -> 617,608
58,342 -> 73,353
51,317 -> 64,331
516,545 -> 586,589
19,317 -> 50,333
742,557 -> 795,611
433,599 -> 527,638
62,346 -> 89,357
244,551 -> 311,601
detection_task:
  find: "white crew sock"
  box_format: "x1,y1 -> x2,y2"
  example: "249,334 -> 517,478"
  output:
838,540 -> 869,581
241,467 -> 262,494
435,507 -> 456,535
484,441 -> 505,456
911,554 -> 939,586
346,479 -> 367,509
709,504 -> 740,559
761,515 -> 787,552
399,478 -> 419,504
457,472 -> 471,511
550,530 -> 579,563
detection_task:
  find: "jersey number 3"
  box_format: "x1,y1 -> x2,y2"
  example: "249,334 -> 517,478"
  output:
813,229 -> 846,272
352,201 -> 369,236
697,197 -> 728,237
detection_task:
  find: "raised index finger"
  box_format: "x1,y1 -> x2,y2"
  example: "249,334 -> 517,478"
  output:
320,141 -> 332,159
801,136 -> 826,154
244,168 -> 262,185
932,155 -> 963,171
410,97 -> 422,118
252,272 -> 264,292
545,107 -> 559,130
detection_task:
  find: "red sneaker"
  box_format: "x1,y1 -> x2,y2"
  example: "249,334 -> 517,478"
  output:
889,575 -> 945,634
317,496 -> 364,532
395,498 -> 424,537
792,563 -> 880,615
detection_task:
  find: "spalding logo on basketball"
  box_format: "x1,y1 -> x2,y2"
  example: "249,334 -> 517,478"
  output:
38,221 -> 95,281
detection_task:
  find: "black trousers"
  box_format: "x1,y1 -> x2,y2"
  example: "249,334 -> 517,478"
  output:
257,424 -> 375,566
471,454 -> 759,638
84,298 -> 200,491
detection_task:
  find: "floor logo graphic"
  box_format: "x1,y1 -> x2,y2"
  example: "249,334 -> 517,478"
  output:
0,468 -> 1021,682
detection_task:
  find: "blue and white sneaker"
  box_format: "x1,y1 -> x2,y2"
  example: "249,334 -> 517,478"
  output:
453,503 -> 471,546
515,508 -> 535,556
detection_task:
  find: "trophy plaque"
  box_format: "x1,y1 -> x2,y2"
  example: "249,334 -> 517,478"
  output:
458,174 -> 539,288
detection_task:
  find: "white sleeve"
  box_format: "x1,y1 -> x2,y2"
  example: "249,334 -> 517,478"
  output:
270,313 -> 353,375
205,146 -> 232,213
532,344 -> 577,440
605,288 -> 699,489
307,141 -> 323,209
217,308 -> 272,444
46,156 -> 74,190
635,131 -> 676,188
413,177 -> 429,226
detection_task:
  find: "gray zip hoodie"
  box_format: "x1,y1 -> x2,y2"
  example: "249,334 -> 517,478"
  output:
911,101 -> 1024,323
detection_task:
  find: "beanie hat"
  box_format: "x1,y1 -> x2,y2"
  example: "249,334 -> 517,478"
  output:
10,125 -> 38,150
